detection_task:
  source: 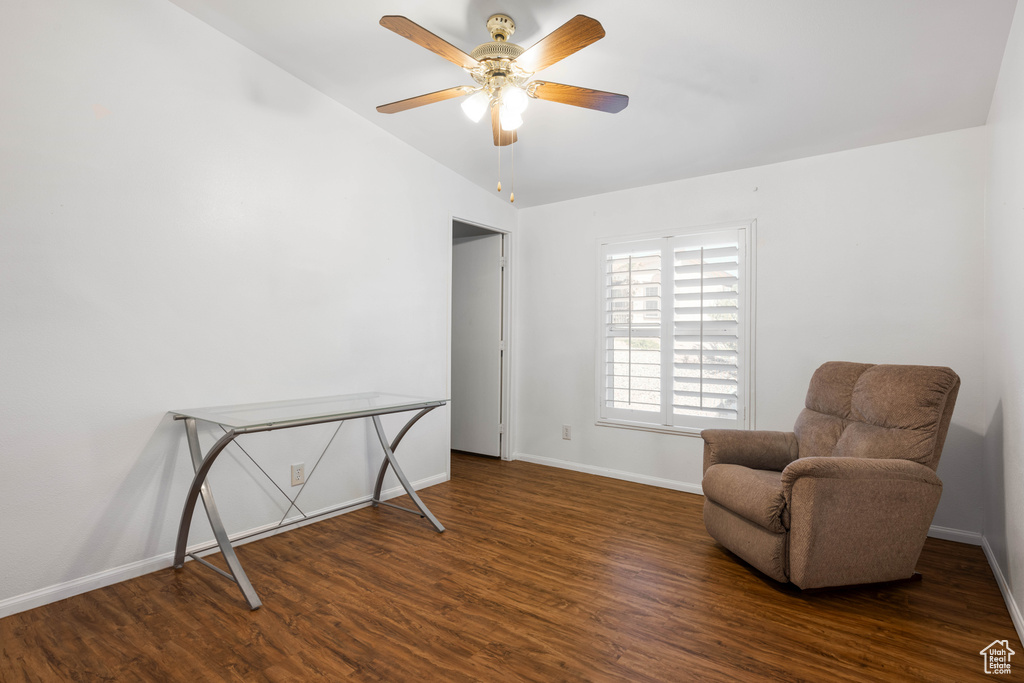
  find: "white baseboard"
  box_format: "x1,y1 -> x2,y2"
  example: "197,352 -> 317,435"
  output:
982,535 -> 1024,644
0,551 -> 177,620
512,451 -> 704,495
927,525 -> 982,546
0,473 -> 447,620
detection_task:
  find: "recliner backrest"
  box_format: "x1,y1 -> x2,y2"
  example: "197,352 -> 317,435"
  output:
792,361 -> 960,470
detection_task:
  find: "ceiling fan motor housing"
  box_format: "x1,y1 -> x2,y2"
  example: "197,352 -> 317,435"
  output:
470,41 -> 525,62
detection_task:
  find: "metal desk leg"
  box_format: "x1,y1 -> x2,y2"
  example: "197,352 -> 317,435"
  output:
173,418 -> 263,610
370,408 -> 445,532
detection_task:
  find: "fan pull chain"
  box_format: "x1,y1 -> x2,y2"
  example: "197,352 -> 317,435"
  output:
497,136 -> 502,193
509,136 -> 515,203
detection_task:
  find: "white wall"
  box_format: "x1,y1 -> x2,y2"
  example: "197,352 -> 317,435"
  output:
0,0 -> 515,614
984,0 -> 1024,639
514,127 -> 988,538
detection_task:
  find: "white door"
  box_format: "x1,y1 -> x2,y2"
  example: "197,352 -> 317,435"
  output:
451,233 -> 503,457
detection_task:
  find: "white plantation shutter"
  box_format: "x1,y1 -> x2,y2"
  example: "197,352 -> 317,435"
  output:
671,236 -> 744,429
601,242 -> 664,420
598,223 -> 753,432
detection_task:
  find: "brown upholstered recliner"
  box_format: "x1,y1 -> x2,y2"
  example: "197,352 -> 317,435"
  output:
701,361 -> 960,589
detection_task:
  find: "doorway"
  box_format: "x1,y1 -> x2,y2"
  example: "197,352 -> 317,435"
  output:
451,219 -> 508,459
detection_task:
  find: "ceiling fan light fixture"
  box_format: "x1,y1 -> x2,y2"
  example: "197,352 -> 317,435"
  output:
499,103 -> 523,131
501,85 -> 529,115
461,89 -> 490,122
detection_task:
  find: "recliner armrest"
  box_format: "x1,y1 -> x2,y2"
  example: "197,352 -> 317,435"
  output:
701,430 -> 799,474
779,456 -> 944,589
780,457 -> 942,506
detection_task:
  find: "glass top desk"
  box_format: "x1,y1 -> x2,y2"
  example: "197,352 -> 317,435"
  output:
171,393 -> 447,610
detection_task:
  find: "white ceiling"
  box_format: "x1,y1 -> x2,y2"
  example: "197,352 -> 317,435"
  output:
166,0 -> 1016,208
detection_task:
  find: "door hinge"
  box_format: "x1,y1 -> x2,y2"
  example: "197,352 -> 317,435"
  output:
499,340 -> 505,351
498,424 -> 505,434
499,257 -> 506,268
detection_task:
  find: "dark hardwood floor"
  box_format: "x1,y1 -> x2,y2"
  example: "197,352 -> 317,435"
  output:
1,453 -> 1019,681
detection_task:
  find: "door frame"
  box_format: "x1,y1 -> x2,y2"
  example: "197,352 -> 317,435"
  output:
449,216 -> 514,461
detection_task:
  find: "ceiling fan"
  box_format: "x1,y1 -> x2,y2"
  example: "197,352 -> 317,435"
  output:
376,14 -> 629,147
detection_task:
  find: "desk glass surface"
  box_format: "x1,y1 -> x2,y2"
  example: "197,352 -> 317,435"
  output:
171,393 -> 446,430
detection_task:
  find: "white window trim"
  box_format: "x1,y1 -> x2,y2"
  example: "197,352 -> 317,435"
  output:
594,220 -> 757,437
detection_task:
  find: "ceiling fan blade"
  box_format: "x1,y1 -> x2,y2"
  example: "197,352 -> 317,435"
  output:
380,16 -> 479,70
530,81 -> 629,113
377,86 -> 473,114
492,105 -> 517,146
515,15 -> 605,73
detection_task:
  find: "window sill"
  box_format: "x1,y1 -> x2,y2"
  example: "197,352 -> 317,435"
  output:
595,418 -> 705,438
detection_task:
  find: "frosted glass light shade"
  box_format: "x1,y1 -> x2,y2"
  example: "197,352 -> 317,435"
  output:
499,104 -> 523,131
501,86 -> 529,115
461,90 -> 490,122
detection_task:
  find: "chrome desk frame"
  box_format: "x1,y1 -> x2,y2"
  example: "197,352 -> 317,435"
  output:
171,394 -> 447,610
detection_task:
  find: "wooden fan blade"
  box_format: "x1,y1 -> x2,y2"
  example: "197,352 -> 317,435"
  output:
530,81 -> 629,113
515,15 -> 605,73
380,16 -> 479,70
492,104 -> 517,146
377,86 -> 473,114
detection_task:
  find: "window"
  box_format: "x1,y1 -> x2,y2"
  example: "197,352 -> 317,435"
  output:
596,222 -> 755,434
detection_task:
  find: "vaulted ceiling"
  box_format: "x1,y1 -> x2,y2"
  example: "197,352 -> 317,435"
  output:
166,0 -> 1016,207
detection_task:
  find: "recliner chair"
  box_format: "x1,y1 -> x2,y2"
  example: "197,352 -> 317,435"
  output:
701,361 -> 960,589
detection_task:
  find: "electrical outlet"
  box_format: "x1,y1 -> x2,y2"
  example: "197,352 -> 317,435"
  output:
562,424 -> 571,440
290,463 -> 305,487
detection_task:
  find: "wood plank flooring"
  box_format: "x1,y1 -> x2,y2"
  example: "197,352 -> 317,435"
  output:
1,452 -> 1019,681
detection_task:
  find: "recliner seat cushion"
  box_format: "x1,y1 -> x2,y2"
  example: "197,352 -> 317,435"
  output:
702,464 -> 788,533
